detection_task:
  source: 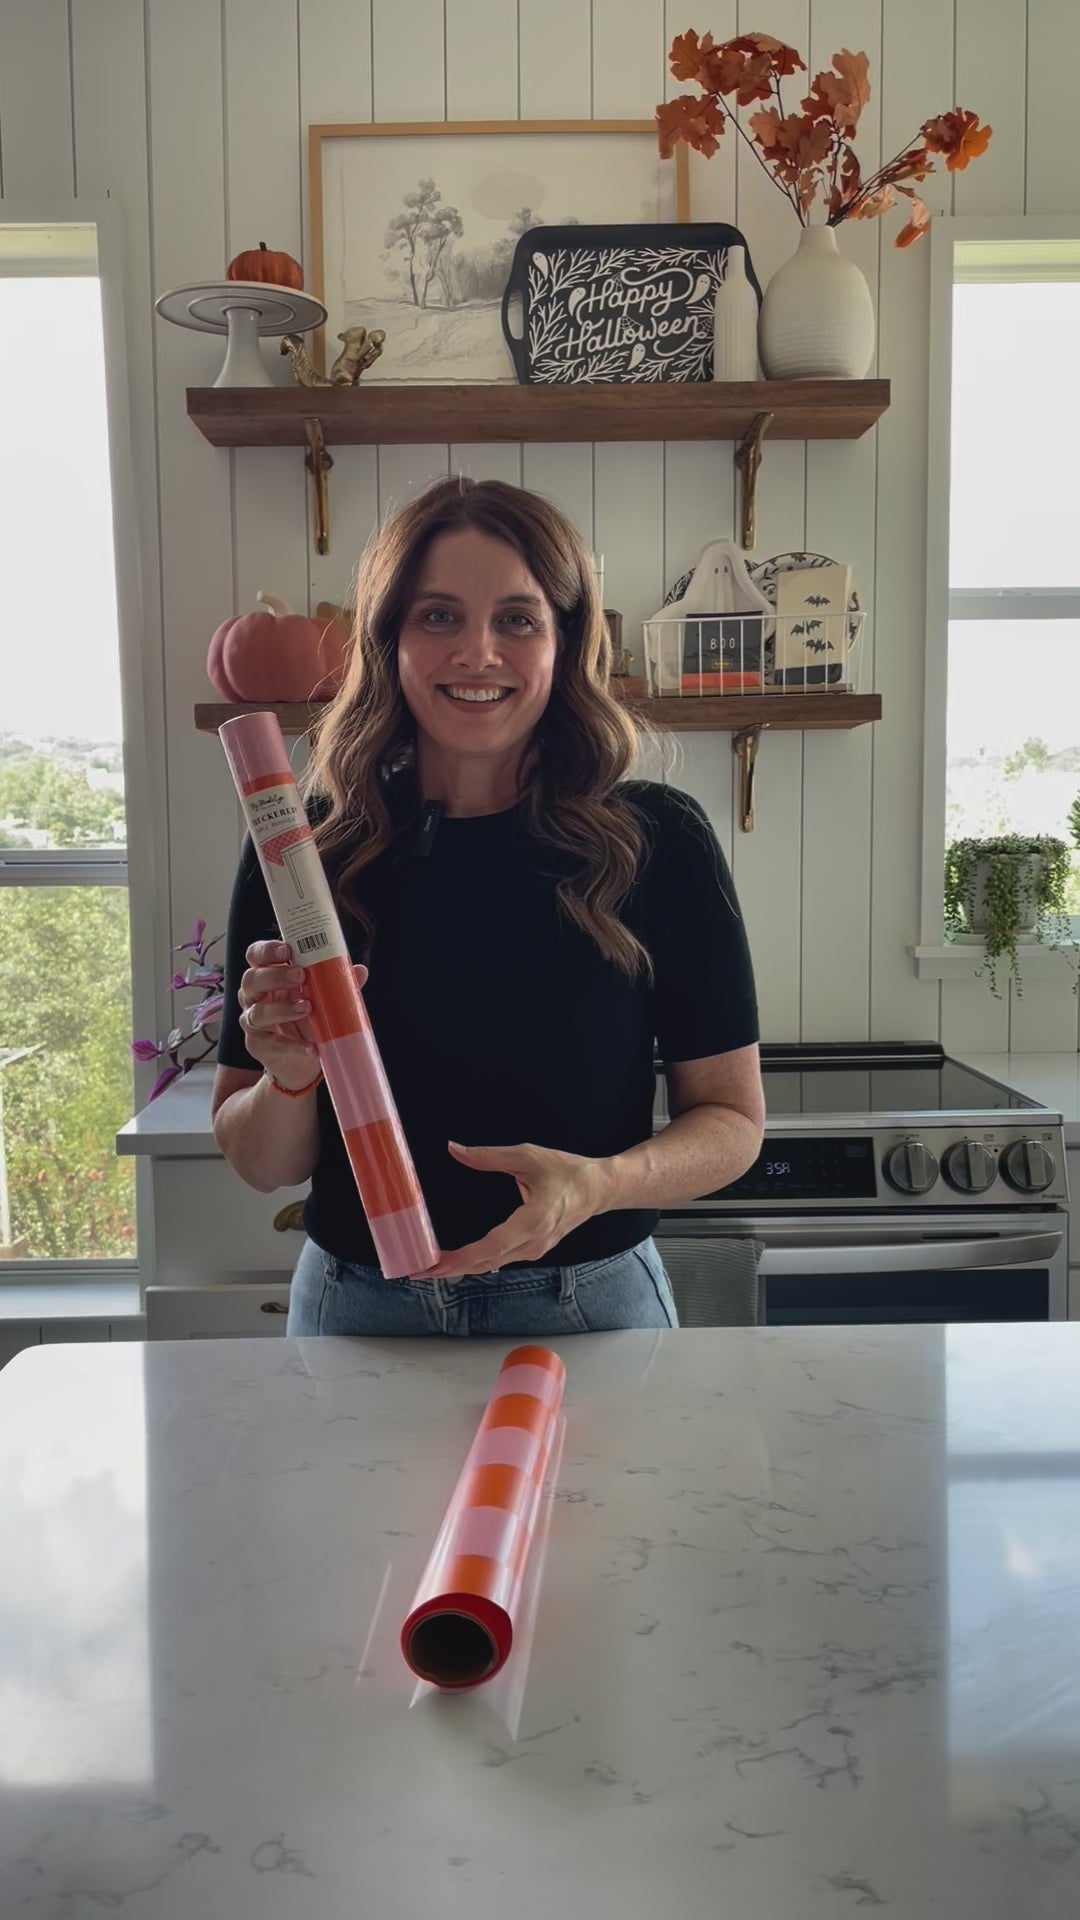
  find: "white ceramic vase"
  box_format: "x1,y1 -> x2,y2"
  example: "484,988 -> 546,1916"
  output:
758,224 -> 875,380
712,243 -> 759,381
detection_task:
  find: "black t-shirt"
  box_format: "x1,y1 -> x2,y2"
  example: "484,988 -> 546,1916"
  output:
216,779 -> 759,1267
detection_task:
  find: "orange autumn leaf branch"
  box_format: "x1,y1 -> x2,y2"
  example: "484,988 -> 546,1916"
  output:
656,31 -> 992,245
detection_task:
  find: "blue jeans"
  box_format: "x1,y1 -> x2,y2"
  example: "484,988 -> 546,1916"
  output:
286,1235 -> 678,1337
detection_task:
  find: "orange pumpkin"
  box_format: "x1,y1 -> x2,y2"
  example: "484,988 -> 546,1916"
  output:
226,240 -> 303,290
207,593 -> 349,702
206,615 -> 237,698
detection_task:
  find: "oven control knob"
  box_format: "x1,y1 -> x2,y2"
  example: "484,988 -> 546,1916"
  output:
1001,1138 -> 1056,1194
942,1139 -> 997,1194
883,1139 -> 939,1195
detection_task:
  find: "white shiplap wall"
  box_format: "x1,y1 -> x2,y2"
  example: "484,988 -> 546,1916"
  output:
1,0 -> 1076,1055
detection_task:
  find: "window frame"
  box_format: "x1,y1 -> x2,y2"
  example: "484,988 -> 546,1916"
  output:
917,213 -> 1080,976
0,200 -> 167,1286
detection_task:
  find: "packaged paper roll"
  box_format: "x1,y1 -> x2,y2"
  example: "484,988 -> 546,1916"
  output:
402,1345 -> 566,1689
219,711 -> 439,1280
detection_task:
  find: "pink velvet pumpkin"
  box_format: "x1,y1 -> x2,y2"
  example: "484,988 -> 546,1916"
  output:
206,593 -> 350,702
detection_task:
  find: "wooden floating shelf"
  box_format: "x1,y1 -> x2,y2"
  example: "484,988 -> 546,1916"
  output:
619,692 -> 882,733
195,693 -> 882,737
186,379 -> 890,448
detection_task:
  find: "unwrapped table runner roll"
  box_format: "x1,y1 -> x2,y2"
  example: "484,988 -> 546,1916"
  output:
402,1345 -> 566,1689
220,711 -> 438,1280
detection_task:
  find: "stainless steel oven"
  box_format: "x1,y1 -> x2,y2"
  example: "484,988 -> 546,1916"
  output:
655,1210 -> 1067,1324
654,1044 -> 1070,1326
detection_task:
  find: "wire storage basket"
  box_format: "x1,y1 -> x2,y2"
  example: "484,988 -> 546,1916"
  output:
642,607 -> 866,700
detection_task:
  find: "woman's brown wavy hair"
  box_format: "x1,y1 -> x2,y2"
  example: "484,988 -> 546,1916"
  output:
303,474 -> 651,977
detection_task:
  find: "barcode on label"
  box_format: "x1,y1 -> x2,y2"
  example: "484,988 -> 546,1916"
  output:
295,932 -> 330,954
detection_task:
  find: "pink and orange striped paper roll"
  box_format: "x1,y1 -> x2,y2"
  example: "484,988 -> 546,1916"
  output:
402,1345 -> 566,1689
219,711 -> 439,1280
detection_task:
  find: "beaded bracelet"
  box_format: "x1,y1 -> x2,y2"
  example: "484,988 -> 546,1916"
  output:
264,1067 -> 324,1100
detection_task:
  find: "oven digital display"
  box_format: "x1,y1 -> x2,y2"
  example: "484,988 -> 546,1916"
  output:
727,1136 -> 877,1202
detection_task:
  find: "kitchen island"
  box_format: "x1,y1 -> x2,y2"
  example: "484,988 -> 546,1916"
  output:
1,1324 -> 1078,1916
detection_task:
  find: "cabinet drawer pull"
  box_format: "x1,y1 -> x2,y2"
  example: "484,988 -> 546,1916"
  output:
273,1201 -> 306,1233
260,1300 -> 289,1315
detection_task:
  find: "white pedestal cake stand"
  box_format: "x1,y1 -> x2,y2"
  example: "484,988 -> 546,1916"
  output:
154,281 -> 328,387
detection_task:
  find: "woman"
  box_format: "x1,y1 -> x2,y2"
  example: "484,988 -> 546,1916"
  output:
213,477 -> 764,1337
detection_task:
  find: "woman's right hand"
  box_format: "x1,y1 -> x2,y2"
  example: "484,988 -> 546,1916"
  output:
238,939 -> 368,1091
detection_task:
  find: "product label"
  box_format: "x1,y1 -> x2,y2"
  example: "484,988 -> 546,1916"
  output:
243,782 -> 348,964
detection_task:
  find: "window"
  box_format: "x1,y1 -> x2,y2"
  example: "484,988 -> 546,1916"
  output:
918,221 -> 1080,964
0,224 -> 136,1269
947,1328 -> 1080,1775
946,237 -> 1080,909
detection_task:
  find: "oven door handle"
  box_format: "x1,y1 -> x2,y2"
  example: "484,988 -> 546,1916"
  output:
757,1231 -> 1064,1275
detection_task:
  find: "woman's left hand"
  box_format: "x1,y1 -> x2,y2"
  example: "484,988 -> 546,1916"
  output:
414,1140 -> 609,1280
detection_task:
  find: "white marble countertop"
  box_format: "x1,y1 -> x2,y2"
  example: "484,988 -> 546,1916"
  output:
1,1326 -> 1079,1917
119,1056 -> 1080,1160
963,1053 -> 1080,1147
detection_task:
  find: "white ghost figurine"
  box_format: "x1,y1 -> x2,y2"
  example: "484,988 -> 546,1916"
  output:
646,539 -> 773,695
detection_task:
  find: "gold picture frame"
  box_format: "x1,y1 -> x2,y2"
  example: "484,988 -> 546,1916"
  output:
306,120 -> 690,381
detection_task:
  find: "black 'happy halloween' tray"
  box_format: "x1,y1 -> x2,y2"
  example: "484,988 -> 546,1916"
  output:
500,221 -> 761,385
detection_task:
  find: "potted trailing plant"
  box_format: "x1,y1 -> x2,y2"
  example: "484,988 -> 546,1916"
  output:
656,30 -> 991,377
131,918 -> 226,1099
944,836 -> 1071,996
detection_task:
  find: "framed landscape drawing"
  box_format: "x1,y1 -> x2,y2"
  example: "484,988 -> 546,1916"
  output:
308,121 -> 690,383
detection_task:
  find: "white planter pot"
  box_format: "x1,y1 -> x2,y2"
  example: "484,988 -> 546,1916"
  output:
954,855 -> 1041,945
712,243 -> 759,381
758,225 -> 875,381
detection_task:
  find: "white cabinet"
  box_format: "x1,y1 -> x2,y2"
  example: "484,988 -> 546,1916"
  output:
118,1069 -> 306,1291
116,1073 -> 309,1336
144,1283 -> 291,1338
0,1327 -> 40,1371
150,1158 -> 307,1282
1065,1148 -> 1079,1318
